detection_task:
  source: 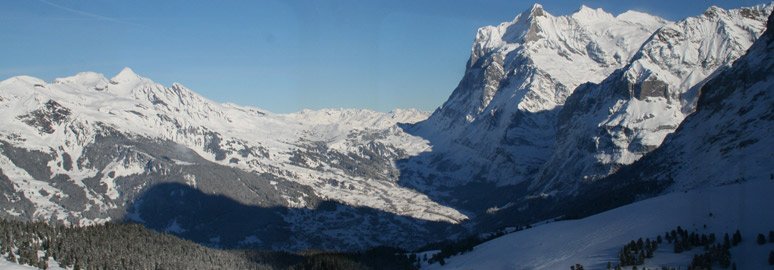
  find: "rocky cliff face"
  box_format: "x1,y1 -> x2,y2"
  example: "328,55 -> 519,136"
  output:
601,9 -> 774,192
407,4 -> 770,198
534,4 -> 772,195
408,4 -> 667,187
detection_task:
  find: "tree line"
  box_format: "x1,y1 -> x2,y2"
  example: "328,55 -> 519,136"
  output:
609,226 -> 774,270
0,218 -> 419,270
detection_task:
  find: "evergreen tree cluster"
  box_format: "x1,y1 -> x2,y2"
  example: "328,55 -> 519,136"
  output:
663,226 -> 737,269
419,226 -> 522,266
612,226 -> 769,270
289,247 -> 418,270
0,219 -> 420,270
618,237 -> 659,267
664,226 -> 722,254
425,235 -> 479,265
606,226 -> 745,269
687,243 -> 732,269
288,254 -> 367,270
757,233 -> 768,245
0,219 -> 271,270
764,230 -> 774,266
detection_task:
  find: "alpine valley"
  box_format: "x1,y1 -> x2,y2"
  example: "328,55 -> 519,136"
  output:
0,2 -> 772,270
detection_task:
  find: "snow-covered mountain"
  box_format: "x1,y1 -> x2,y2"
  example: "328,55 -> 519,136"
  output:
399,3 -> 770,221
0,68 -> 466,250
534,4 -> 773,195
601,7 -> 774,192
407,4 -> 668,187
428,9 -> 774,269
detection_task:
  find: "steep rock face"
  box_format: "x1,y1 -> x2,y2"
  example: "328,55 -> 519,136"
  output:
604,9 -> 774,191
535,4 -> 772,195
408,4 -> 667,187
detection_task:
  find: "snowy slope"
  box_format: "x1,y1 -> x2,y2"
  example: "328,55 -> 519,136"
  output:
0,259 -> 66,270
406,4 -> 668,188
427,180 -> 774,270
535,4 -> 772,195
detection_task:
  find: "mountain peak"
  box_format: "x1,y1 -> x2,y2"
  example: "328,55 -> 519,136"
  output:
577,4 -> 594,12
526,3 -> 546,18
53,72 -> 110,90
572,5 -> 614,21
703,5 -> 725,17
616,10 -> 668,27
110,67 -> 142,84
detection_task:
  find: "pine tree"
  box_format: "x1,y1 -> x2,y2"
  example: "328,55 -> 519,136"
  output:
769,231 -> 774,243
732,230 -> 742,246
723,233 -> 731,249
758,233 -> 767,245
718,248 -> 731,268
769,251 -> 774,266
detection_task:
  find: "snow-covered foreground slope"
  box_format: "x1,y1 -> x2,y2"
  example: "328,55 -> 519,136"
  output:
427,180 -> 774,270
0,260 -> 37,270
0,258 -> 65,270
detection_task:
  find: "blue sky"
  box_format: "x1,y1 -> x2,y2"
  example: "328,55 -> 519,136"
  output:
1,0 -> 770,113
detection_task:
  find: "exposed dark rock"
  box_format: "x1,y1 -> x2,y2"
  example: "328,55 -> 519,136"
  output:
17,100 -> 71,134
